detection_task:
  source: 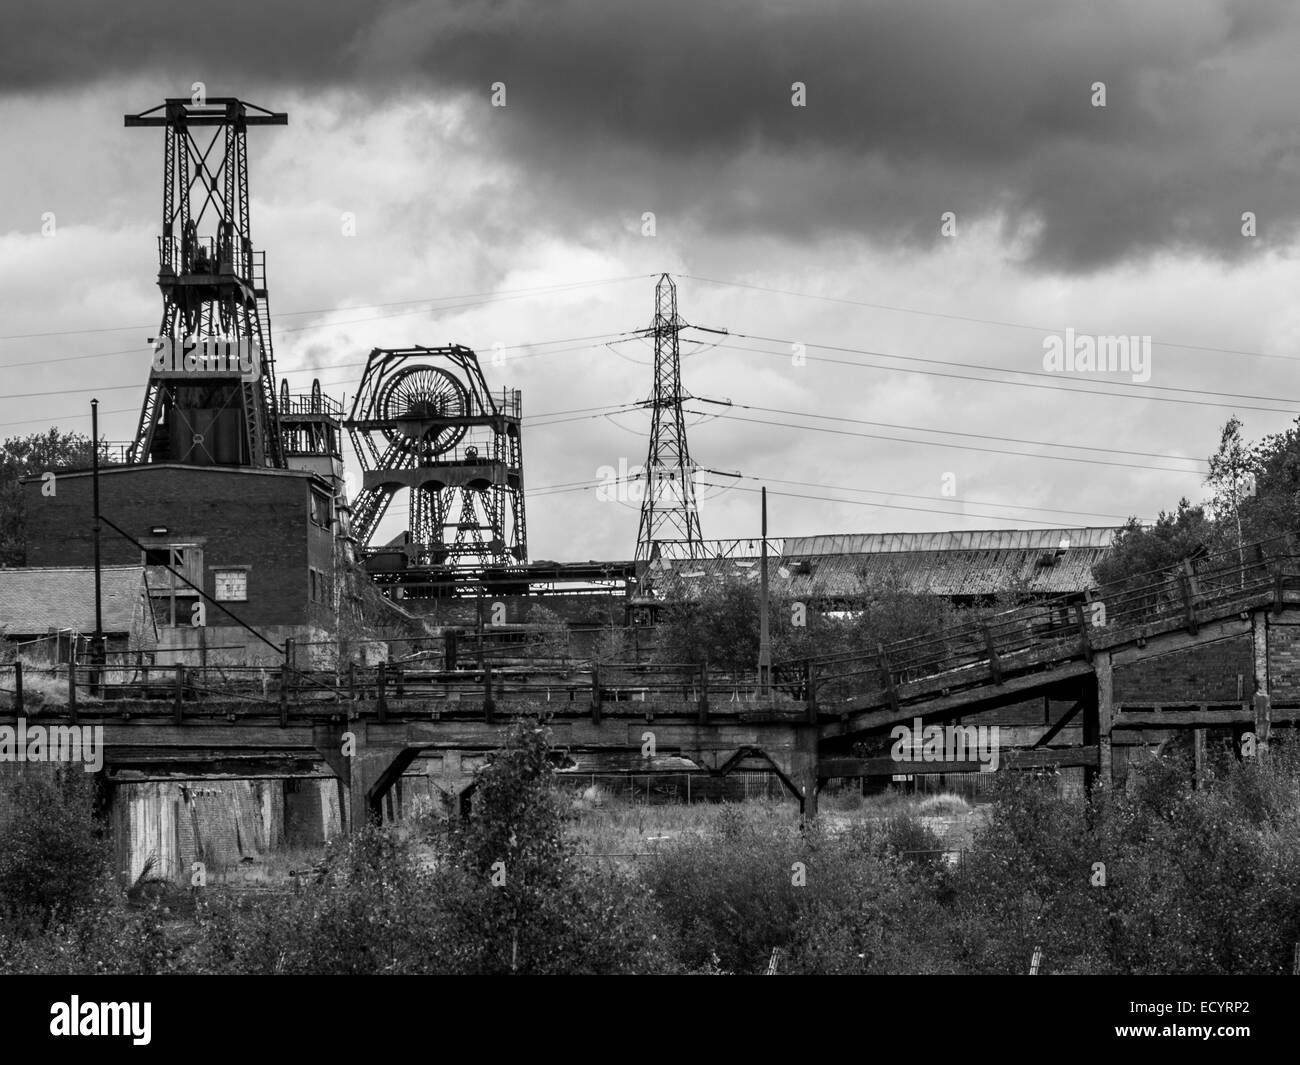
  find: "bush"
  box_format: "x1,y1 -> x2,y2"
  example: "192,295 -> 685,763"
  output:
642,803 -> 805,973
189,716 -> 672,975
785,821 -> 956,974
0,881 -> 174,975
0,768 -> 108,933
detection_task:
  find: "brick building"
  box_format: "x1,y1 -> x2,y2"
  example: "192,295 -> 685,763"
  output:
22,463 -> 344,665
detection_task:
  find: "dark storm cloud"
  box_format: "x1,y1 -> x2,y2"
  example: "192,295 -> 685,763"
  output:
8,0 -> 1300,269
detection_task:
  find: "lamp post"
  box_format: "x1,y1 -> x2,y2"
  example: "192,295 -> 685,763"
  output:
758,486 -> 771,697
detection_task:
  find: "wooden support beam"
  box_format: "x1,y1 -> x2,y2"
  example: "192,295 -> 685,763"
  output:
591,664 -> 602,725
877,642 -> 900,714
827,659 -> 1095,740
1077,654 -> 1105,793
1111,616 -> 1250,665
68,656 -> 78,724
982,625 -> 1003,684
1074,601 -> 1093,662
278,658 -> 287,727
1254,690 -> 1272,753
697,663 -> 709,724
1095,652 -> 1113,787
1180,560 -> 1199,635
1032,699 -> 1082,749
819,745 -> 1100,777
1115,708 -> 1254,727
1253,608 -> 1269,699
175,663 -> 185,725
365,747 -> 420,823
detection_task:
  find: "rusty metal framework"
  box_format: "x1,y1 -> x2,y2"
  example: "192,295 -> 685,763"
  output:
344,346 -> 526,568
635,274 -> 704,562
124,98 -> 286,467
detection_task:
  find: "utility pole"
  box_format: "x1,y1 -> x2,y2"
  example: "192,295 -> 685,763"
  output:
90,398 -> 105,694
758,486 -> 771,696
476,582 -> 485,671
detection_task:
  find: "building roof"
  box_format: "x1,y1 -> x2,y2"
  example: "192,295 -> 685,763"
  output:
24,463 -> 328,483
646,527 -> 1121,600
0,565 -> 148,634
781,527 -> 1119,555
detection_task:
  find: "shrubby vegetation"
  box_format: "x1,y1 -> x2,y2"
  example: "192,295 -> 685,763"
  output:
0,768 -> 171,974
3,724 -> 1299,975
0,429 -> 102,567
652,569 -> 968,674
1097,413 -> 1300,587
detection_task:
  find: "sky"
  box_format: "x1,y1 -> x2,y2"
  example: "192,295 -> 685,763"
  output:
4,0 -> 1300,561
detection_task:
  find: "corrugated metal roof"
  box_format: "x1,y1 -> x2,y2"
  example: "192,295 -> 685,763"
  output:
782,527 -> 1120,556
0,566 -> 148,634
648,529 -> 1116,599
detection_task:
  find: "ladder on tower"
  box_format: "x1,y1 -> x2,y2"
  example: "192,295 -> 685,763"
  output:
248,250 -> 284,467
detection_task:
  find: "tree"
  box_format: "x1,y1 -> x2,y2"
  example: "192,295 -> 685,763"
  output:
1237,415 -> 1300,546
1205,416 -> 1259,578
652,575 -> 758,670
524,602 -> 569,660
843,566 -> 959,650
0,429 -> 97,567
1092,500 -> 1219,590
652,573 -> 850,672
438,716 -> 667,973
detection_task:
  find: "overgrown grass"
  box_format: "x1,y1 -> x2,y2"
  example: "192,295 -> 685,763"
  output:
6,739 -> 1300,975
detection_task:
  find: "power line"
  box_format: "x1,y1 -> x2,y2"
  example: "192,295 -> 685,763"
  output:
416,468 -> 1144,525
727,473 -> 1147,523
526,470 -> 1123,529
0,333 -> 638,404
678,273 -> 1300,366
716,339 -> 1298,416
0,406 -> 137,431
0,274 -> 655,344
694,479 -> 1087,530
696,399 -> 1208,468
682,407 -> 1208,475
281,333 -> 639,391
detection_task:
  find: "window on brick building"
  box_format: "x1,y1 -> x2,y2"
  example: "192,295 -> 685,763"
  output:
142,544 -> 203,626
214,570 -> 248,602
308,567 -> 333,605
309,487 -> 332,528
143,545 -> 202,591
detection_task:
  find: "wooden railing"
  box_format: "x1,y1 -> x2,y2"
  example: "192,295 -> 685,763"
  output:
5,537 -> 1295,725
777,535 -> 1299,709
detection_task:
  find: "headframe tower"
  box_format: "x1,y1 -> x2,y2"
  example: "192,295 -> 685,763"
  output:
124,97 -> 287,467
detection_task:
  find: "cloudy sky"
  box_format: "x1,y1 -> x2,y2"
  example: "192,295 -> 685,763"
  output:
4,0 -> 1300,561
